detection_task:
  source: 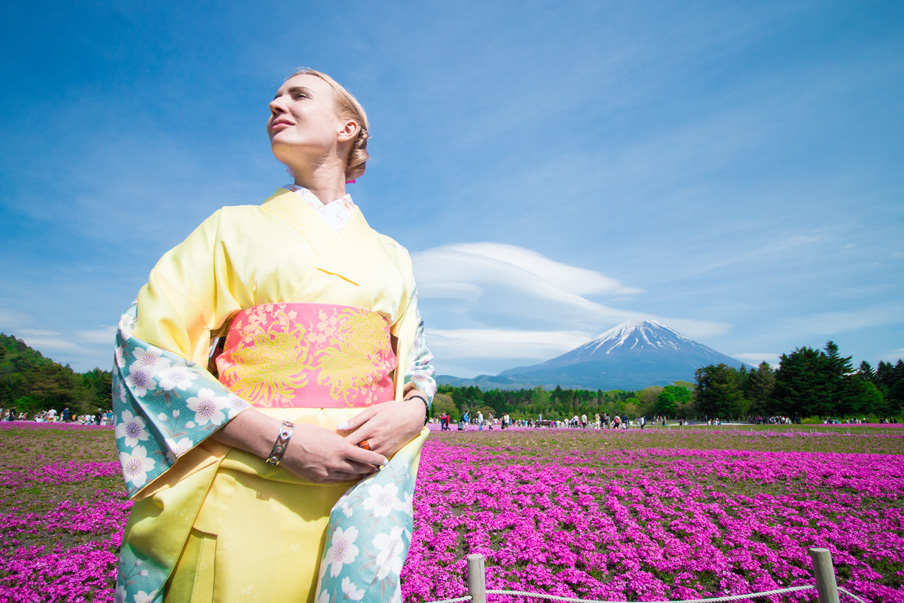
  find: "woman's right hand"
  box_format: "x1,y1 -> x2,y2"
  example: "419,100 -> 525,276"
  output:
211,408 -> 387,483
279,423 -> 388,483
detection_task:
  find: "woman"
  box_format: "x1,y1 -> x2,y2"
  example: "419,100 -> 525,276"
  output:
113,70 -> 435,603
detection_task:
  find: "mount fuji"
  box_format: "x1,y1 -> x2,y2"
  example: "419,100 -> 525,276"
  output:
438,321 -> 747,391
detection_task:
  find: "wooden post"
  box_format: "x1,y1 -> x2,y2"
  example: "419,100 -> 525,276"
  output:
467,553 -> 487,603
809,548 -> 840,603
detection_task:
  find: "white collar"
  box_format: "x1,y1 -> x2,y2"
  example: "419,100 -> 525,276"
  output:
281,184 -> 357,233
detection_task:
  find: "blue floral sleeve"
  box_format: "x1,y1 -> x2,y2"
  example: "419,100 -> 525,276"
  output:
113,301 -> 250,499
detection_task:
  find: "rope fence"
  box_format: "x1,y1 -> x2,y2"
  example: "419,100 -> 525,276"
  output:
420,548 -> 867,603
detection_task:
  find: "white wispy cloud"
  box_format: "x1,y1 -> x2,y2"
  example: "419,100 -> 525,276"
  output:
427,328 -> 592,360
414,242 -> 732,375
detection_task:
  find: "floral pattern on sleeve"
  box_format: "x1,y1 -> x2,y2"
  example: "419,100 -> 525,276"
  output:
113,300 -> 250,498
314,429 -> 427,603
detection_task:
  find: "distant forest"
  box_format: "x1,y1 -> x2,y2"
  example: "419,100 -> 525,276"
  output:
2,333 -> 902,422
0,334 -> 111,415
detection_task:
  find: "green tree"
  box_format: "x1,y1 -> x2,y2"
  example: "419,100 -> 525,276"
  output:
858,361 -> 876,383
695,364 -> 748,420
430,393 -> 459,421
530,385 -> 550,418
771,346 -> 834,417
653,385 -> 691,418
653,389 -> 676,417
745,362 -> 775,416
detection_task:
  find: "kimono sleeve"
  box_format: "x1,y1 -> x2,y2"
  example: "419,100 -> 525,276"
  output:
401,284 -> 436,404
383,240 -> 435,404
112,209 -> 251,499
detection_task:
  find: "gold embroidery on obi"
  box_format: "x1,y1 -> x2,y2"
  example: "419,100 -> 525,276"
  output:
220,309 -> 315,403
217,303 -> 397,408
315,307 -> 398,405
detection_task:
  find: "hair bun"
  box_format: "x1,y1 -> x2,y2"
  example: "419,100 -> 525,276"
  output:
346,125 -> 369,181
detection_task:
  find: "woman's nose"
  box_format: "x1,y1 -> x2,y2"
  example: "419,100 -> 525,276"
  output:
269,97 -> 286,116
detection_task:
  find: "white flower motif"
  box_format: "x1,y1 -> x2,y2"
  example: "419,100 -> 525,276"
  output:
134,591 -> 156,603
373,526 -> 405,580
157,364 -> 197,391
317,591 -> 330,603
115,410 -> 148,447
114,381 -> 128,404
125,365 -> 155,398
339,498 -> 354,518
228,394 -> 249,418
388,583 -> 402,603
157,413 -> 167,421
120,446 -> 156,488
131,346 -> 171,377
362,483 -> 403,518
186,389 -> 227,426
165,437 -> 194,458
341,576 -> 365,601
118,312 -> 137,334
114,585 -> 127,603
325,526 -> 359,577
115,346 -> 126,370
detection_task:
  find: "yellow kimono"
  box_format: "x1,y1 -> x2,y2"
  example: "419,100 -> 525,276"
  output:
112,188 -> 432,603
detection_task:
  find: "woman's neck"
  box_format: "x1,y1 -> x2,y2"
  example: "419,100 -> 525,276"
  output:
291,160 -> 347,205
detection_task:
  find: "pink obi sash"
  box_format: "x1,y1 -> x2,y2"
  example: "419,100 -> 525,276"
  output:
215,303 -> 397,408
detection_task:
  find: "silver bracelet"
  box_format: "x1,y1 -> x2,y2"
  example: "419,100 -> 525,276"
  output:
266,421 -> 294,466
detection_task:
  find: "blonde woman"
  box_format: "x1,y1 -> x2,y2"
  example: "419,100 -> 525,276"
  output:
113,69 -> 434,603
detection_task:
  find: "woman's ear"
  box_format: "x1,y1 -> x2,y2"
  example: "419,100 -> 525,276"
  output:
337,119 -> 359,143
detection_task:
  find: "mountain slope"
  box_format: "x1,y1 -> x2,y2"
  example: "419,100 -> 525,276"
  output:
455,320 -> 746,390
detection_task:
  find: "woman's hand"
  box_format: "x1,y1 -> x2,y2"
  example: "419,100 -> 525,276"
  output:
338,397 -> 427,458
211,408 -> 387,484
279,423 -> 388,483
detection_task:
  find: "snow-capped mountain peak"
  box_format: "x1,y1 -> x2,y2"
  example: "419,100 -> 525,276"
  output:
581,320 -> 693,356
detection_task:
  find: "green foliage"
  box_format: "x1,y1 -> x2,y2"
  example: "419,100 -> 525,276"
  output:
695,364 -> 749,420
0,333 -> 112,414
430,393 -> 459,421
431,382 -> 641,421
769,341 -> 891,419
654,385 -> 692,418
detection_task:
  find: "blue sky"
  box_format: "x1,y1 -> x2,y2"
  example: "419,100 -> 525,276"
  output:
1,1 -> 902,378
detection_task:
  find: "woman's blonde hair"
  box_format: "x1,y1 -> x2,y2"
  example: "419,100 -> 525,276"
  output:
291,69 -> 370,181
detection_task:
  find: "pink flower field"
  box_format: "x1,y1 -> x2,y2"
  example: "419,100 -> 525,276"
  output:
1,423 -> 903,602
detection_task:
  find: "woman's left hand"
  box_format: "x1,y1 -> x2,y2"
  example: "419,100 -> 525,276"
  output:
339,397 -> 426,458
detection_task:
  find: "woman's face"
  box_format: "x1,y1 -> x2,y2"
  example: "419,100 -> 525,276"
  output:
268,74 -> 351,164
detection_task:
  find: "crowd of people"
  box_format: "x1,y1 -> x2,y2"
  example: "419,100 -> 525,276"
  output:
437,412 -> 657,431
0,406 -> 112,425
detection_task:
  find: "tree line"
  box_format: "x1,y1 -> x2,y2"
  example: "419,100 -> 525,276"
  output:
430,382 -> 693,423
693,341 -> 903,421
0,334 -> 112,415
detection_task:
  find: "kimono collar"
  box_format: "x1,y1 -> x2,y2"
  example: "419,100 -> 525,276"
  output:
281,183 -> 356,233
261,188 -> 381,287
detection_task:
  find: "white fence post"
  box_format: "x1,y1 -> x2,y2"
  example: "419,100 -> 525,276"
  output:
467,553 -> 487,603
809,547 -> 840,603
